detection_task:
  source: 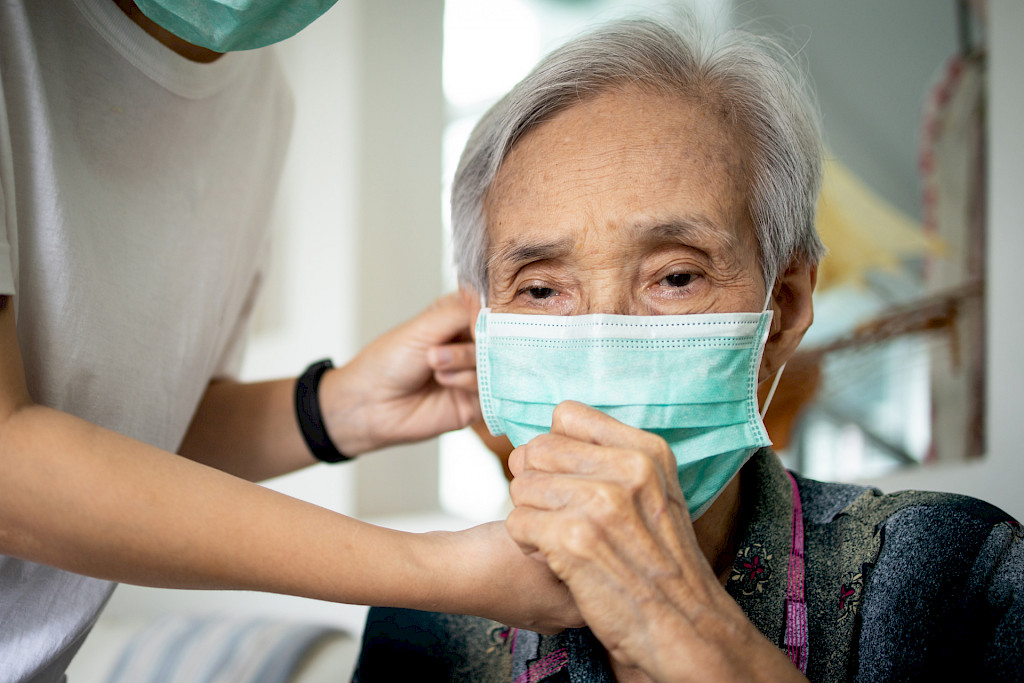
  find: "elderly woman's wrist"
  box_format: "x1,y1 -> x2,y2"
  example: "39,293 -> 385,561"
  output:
648,607 -> 805,683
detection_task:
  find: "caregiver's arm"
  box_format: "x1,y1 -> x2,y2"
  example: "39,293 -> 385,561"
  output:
0,296 -> 577,633
179,292 -> 480,481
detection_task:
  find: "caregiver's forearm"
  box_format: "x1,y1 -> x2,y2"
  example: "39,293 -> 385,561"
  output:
0,400 -> 455,608
0,402 -> 431,601
178,377 -> 318,482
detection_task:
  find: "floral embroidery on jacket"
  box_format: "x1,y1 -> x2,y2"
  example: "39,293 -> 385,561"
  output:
729,543 -> 773,596
838,573 -> 864,623
487,625 -> 514,655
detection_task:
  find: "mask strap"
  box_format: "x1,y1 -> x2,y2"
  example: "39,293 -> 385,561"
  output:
759,277 -> 782,420
763,279 -> 775,312
760,362 -> 786,420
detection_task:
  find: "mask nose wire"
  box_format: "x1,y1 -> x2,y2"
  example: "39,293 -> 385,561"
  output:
760,278 -> 786,421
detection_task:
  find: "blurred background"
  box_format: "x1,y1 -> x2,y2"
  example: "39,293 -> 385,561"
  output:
69,0 -> 1023,679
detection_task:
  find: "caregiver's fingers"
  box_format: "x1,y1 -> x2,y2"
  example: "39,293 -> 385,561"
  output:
415,292 -> 474,346
432,367 -> 478,392
427,341 -> 475,373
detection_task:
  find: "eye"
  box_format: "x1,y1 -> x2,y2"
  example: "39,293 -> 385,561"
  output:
662,272 -> 694,288
525,286 -> 556,300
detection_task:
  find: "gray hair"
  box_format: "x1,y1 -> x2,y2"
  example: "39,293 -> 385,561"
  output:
451,14 -> 826,295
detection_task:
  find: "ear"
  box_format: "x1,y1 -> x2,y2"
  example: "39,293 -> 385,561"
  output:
459,285 -> 484,340
759,259 -> 817,383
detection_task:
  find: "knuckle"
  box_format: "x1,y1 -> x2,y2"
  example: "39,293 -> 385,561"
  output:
551,400 -> 576,419
561,517 -> 600,558
587,482 -> 628,526
515,437 -> 548,472
620,450 -> 658,493
551,400 -> 587,429
643,432 -> 676,472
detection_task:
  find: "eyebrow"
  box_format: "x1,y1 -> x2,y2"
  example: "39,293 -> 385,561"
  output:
635,216 -> 733,249
487,236 -> 575,273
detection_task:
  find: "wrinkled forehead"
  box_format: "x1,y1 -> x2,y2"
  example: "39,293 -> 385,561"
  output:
482,87 -> 758,274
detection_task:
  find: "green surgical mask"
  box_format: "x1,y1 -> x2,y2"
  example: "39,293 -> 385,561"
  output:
476,307 -> 777,518
134,0 -> 338,52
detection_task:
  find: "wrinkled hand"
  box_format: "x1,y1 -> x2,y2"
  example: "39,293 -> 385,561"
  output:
437,521 -> 582,634
505,401 -> 804,682
321,293 -> 480,455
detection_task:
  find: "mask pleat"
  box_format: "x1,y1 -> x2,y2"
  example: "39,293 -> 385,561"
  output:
492,400 -> 749,431
487,342 -> 753,405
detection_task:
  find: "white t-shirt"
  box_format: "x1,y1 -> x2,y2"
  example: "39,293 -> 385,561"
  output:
0,0 -> 294,679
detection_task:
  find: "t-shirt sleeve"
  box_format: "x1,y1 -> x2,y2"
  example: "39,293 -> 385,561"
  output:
211,270 -> 261,380
211,232 -> 271,381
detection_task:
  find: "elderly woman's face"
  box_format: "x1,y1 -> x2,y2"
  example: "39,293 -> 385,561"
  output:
482,87 -> 764,317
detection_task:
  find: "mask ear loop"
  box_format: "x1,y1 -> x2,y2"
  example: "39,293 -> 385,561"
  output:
759,279 -> 785,420
760,362 -> 786,420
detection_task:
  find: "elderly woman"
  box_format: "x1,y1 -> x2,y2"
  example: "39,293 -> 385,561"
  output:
355,16 -> 1023,683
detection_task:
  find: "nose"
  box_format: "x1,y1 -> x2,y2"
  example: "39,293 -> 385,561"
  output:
579,278 -> 645,316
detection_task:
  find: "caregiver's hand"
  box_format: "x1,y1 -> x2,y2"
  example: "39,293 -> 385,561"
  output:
505,401 -> 805,683
320,292 -> 480,456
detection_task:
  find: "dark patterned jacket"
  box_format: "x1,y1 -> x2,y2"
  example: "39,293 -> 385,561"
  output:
354,449 -> 1024,682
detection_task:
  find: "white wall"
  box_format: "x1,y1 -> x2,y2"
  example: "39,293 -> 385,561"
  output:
348,0 -> 446,517
241,0 -> 447,519
866,0 -> 1024,520
240,0 -> 363,517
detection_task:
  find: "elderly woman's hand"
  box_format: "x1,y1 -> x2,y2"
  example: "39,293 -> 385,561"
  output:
505,401 -> 806,683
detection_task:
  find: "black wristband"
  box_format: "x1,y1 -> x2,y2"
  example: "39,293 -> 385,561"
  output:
295,359 -> 351,463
